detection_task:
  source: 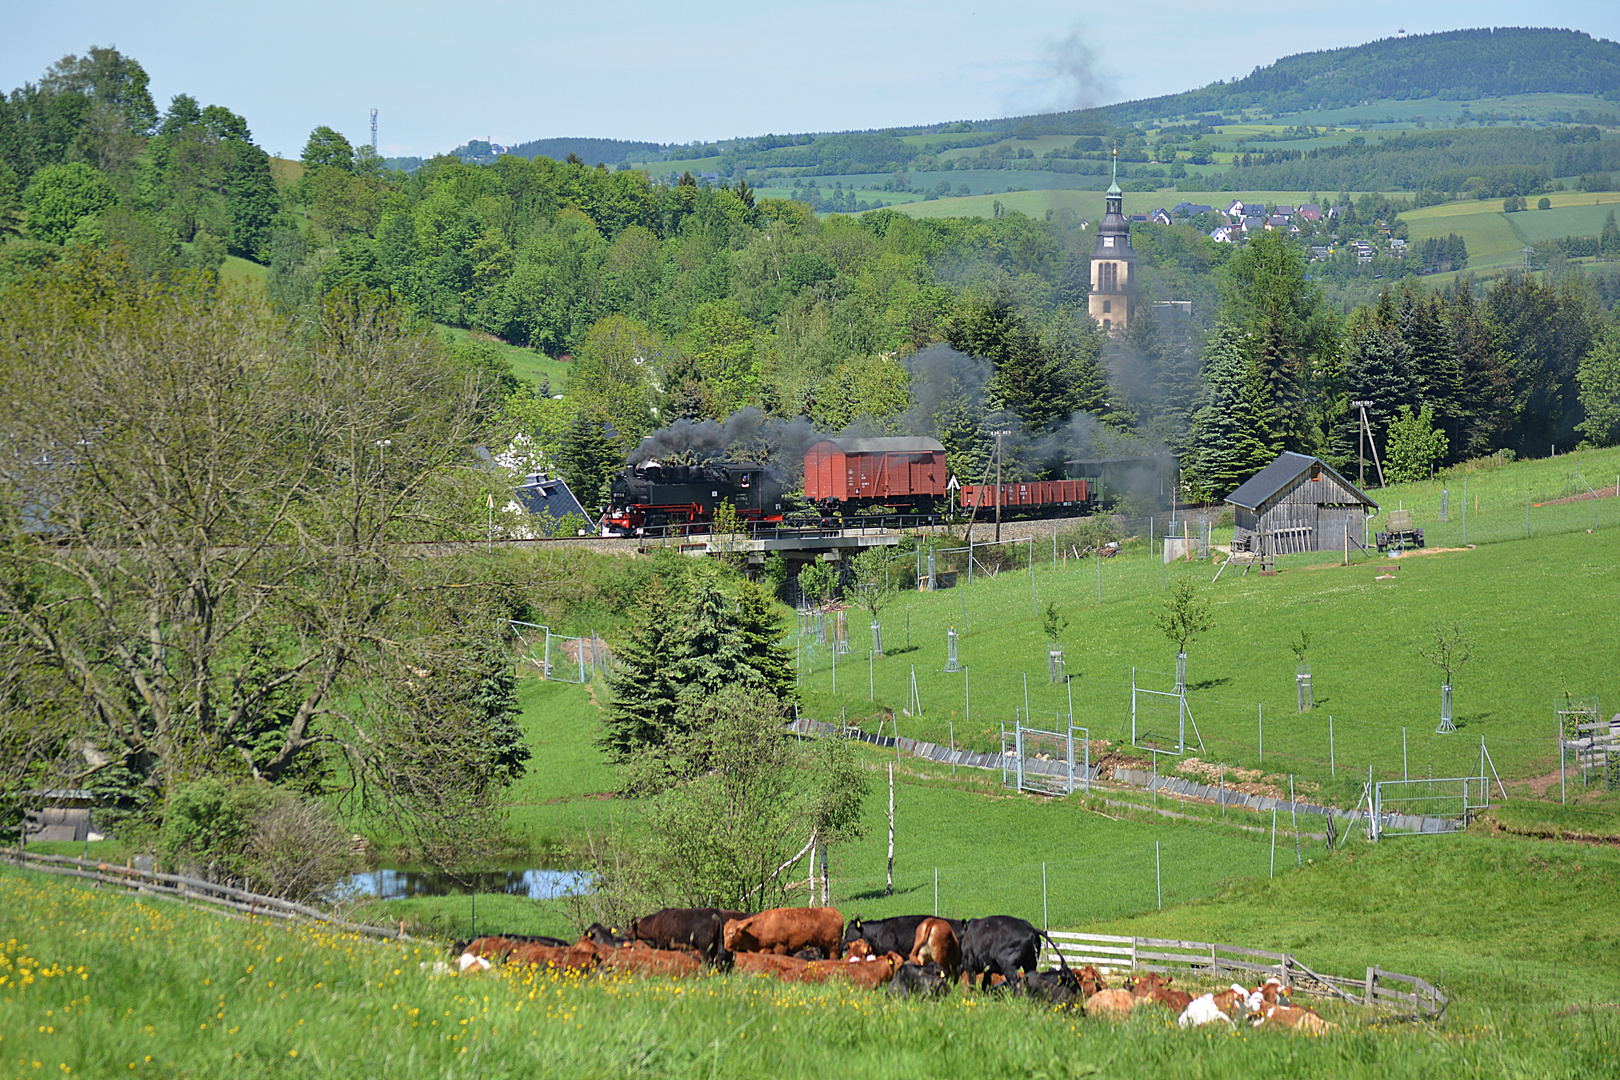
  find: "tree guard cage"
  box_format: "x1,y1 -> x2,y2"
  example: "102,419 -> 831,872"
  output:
1129,666 -> 1204,756
1558,696 -> 1617,792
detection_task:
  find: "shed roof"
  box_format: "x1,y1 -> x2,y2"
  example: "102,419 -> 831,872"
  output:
809,437 -> 945,455
1224,451 -> 1378,511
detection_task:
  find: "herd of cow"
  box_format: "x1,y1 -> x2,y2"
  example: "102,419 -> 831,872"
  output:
454,905 -> 1339,1033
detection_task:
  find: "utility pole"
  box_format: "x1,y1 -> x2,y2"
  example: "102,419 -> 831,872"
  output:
991,429 -> 1012,543
1351,399 -> 1369,488
1350,400 -> 1385,487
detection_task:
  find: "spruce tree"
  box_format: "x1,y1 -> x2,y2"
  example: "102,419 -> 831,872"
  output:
1601,209 -> 1620,260
1450,281 -> 1514,457
559,407 -> 620,517
1398,288 -> 1462,463
1183,323 -> 1270,501
601,580 -> 686,761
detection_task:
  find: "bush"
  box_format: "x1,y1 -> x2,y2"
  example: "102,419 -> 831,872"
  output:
244,797 -> 359,903
161,778 -> 357,901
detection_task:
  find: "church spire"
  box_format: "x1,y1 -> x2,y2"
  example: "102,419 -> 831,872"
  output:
1108,143 -> 1120,196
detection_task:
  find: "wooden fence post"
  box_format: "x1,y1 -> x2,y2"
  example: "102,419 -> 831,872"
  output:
1364,966 -> 1377,1006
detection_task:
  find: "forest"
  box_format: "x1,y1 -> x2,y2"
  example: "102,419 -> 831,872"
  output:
3,45 -> 1620,521
1076,27 -> 1620,124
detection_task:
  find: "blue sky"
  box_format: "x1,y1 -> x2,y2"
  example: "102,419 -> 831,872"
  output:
3,2 -> 1618,159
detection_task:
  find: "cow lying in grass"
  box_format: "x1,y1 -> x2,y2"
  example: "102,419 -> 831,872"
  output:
889,962 -> 951,998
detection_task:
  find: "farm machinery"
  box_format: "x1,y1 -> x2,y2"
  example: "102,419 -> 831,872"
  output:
1375,509 -> 1425,553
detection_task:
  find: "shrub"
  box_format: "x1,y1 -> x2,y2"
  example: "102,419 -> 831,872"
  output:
161,779 -> 357,901
244,797 -> 358,903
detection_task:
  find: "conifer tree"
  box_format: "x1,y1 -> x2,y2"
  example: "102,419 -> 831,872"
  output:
1399,288 -> 1462,462
1183,323 -> 1270,501
1450,281 -> 1514,457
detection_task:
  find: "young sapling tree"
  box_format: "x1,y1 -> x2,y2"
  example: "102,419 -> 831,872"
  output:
1154,578 -> 1213,691
1419,621 -> 1473,732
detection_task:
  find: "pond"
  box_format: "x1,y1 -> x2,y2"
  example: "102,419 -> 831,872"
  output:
338,868 -> 589,901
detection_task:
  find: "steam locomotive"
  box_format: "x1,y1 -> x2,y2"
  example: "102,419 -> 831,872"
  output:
600,460 -> 784,536
599,436 -> 1106,537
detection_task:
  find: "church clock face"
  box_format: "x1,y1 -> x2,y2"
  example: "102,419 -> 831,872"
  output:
1103,237 -> 1114,247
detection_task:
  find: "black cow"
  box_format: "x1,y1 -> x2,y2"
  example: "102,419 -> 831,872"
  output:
1016,967 -> 1082,1007
630,907 -> 732,965
584,923 -> 628,948
843,915 -> 966,957
888,962 -> 952,999
959,916 -> 1073,992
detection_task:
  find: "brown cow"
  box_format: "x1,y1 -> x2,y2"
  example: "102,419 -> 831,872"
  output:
907,918 -> 961,982
732,951 -> 811,981
813,951 -> 904,990
597,946 -> 703,978
506,942 -> 601,972
459,936 -> 526,963
1075,965 -> 1106,999
1126,972 -> 1193,1015
1254,1004 -> 1339,1033
1084,988 -> 1138,1019
723,907 -> 843,957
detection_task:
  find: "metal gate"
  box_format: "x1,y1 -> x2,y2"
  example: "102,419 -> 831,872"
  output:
508,620 -> 604,683
1370,777 -> 1492,838
1001,717 -> 1089,796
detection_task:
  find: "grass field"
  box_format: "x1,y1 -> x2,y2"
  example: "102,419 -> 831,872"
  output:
1403,190 -> 1620,272
887,188 -> 1381,221
793,448 -> 1620,807
435,325 -> 573,394
5,821 -> 1619,1078
219,255 -> 268,286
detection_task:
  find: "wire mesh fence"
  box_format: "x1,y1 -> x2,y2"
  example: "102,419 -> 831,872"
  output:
1366,467 -> 1620,549
823,822 -> 1292,929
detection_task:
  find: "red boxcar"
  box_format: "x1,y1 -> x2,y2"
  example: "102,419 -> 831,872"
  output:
804,437 -> 949,508
959,479 -> 1092,511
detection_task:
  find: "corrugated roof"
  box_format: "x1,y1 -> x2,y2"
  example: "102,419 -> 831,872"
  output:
1224,452 -> 1378,511
810,437 -> 945,454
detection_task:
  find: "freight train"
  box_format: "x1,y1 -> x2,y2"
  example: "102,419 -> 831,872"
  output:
601,436 -> 1108,536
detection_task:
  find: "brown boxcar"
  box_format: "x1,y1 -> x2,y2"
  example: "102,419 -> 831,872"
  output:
959,479 -> 1091,511
804,437 -> 949,508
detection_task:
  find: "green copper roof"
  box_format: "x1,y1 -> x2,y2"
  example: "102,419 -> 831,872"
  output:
1106,181 -> 1122,196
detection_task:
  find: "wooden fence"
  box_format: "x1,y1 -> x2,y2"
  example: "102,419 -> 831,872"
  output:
3,851 -> 408,941
1042,931 -> 1447,1019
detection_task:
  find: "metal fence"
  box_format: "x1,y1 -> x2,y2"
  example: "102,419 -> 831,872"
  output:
1001,717 -> 1091,796
508,620 -> 609,683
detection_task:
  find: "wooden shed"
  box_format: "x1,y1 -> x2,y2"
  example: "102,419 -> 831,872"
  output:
1225,452 -> 1378,555
803,437 -> 948,508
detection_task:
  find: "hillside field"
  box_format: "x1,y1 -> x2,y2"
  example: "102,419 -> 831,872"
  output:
790,447 -> 1620,803
4,819 -> 1618,1077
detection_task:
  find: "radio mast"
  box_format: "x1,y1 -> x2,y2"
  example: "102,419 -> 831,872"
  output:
370,109 -> 378,153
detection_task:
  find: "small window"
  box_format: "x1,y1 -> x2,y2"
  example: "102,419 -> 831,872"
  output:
1102,300 -> 1111,313
1102,318 -> 1111,332
1310,463 -> 1322,480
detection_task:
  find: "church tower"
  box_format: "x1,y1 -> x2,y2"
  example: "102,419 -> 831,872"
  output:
1088,149 -> 1136,333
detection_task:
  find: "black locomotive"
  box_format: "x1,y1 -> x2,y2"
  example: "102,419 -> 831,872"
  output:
600,461 -> 784,536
